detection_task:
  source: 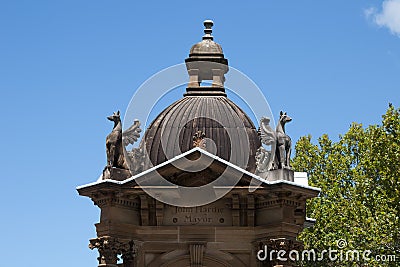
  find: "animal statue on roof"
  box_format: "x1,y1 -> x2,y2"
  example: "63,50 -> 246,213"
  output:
256,111 -> 292,172
105,111 -> 142,170
274,111 -> 292,169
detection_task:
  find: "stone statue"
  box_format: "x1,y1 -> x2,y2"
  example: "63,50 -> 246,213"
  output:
274,111 -> 292,169
255,117 -> 275,174
193,130 -> 207,150
259,117 -> 276,146
104,111 -> 142,176
126,147 -> 146,174
122,119 -> 141,147
106,111 -> 128,169
256,112 -> 292,173
123,119 -> 143,174
255,146 -> 271,174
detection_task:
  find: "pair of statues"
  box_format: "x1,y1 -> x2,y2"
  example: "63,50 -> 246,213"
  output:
103,110 -> 292,179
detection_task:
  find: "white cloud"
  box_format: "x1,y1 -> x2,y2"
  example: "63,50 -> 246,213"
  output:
365,0 -> 400,37
364,7 -> 376,19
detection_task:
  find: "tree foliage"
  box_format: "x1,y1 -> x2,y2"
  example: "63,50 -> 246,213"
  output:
292,104 -> 399,266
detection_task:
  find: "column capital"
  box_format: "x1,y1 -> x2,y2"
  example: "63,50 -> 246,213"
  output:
89,236 -> 129,267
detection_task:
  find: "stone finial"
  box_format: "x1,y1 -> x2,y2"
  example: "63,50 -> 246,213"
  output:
203,20 -> 214,40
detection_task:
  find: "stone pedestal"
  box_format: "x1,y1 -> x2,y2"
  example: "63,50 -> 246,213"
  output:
266,168 -> 294,182
102,167 -> 131,181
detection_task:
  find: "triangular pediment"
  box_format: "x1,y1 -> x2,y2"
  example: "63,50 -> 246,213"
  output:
77,147 -> 320,199
123,147 -> 262,187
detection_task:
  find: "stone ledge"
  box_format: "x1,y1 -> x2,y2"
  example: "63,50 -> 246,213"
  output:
266,169 -> 294,182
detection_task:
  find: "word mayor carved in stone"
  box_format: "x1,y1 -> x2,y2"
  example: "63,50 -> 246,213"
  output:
163,202 -> 232,226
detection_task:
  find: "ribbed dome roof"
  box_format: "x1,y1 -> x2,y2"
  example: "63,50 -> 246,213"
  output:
140,20 -> 261,172
143,96 -> 260,172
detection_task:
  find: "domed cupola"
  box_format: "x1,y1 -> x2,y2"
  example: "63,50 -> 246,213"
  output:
142,20 -> 261,172
185,20 -> 229,95
188,20 -> 225,55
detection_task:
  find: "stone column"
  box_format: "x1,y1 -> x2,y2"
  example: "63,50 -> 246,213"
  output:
211,68 -> 224,87
188,69 -> 200,87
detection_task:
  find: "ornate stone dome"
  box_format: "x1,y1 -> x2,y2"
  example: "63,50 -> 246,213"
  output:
189,39 -> 223,54
141,20 -> 261,172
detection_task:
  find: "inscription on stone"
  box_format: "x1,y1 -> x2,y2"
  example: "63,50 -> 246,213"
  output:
162,200 -> 232,226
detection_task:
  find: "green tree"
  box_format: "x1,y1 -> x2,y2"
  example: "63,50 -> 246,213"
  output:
292,104 -> 399,267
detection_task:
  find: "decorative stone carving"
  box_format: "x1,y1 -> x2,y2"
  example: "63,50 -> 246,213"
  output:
104,111 -> 142,179
122,119 -> 141,147
193,130 -> 206,149
256,112 -> 292,173
189,243 -> 206,267
121,240 -> 138,267
89,236 -> 128,266
106,111 -> 129,170
259,117 -> 276,146
256,117 -> 275,175
255,147 -> 272,174
89,237 -> 138,267
126,147 -> 146,175
275,111 -> 292,169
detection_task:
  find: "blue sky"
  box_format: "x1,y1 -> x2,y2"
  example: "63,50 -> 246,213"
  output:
0,1 -> 399,266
